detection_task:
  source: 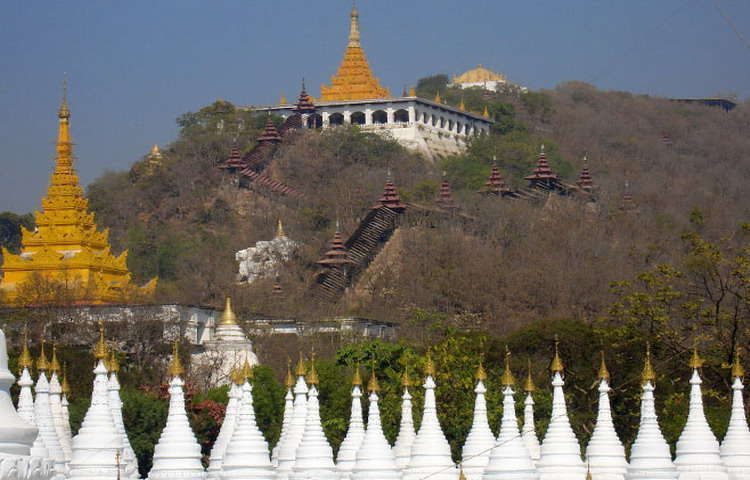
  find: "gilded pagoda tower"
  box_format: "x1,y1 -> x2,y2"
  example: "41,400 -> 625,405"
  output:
319,4 -> 391,101
0,92 -> 157,305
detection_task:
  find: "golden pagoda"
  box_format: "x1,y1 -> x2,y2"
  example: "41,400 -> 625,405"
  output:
0,89 -> 157,305
319,4 -> 391,102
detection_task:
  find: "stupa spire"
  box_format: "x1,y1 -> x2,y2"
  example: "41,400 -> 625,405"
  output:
373,175 -> 407,212
348,2 -> 361,47
522,358 -> 541,464
436,176 -> 458,211
257,116 -> 282,144
47,348 -> 72,462
219,297 -> 238,326
525,145 -> 560,190
337,365 -> 366,477
719,348 -> 750,480
462,353 -> 497,478
33,346 -> 67,476
107,350 -> 138,479
275,353 -> 309,478
576,156 -> 595,193
352,367 -> 401,480
316,227 -> 354,268
271,358 -> 296,467
393,367 -> 416,469
484,158 -> 512,196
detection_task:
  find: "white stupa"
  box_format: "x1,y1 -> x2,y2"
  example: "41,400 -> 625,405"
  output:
719,350 -> 750,480
626,345 -> 676,480
208,366 -> 244,479
403,351 -> 457,480
221,362 -> 274,480
460,357 -> 495,479
291,358 -> 338,480
148,341 -> 206,480
272,362 -> 296,467
15,337 -> 49,460
536,340 -> 586,480
59,368 -> 73,459
337,367 -> 366,478
522,361 -> 541,464
68,325 -> 123,480
392,370 -> 416,470
275,356 -> 308,480
674,348 -> 728,480
106,350 -> 139,480
483,349 -> 538,480
32,346 -> 67,477
586,353 -> 628,480
352,368 -> 401,480
47,347 -> 72,462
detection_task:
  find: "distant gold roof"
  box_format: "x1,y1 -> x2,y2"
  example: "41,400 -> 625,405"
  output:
453,64 -> 507,84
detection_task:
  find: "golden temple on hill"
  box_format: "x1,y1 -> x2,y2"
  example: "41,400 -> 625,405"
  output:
319,4 -> 391,101
0,92 -> 156,305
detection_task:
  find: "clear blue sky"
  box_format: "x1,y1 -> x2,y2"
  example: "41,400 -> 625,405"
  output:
1,0 -> 749,213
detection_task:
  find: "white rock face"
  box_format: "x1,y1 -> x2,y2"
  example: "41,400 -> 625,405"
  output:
403,375 -> 456,480
586,379 -> 628,480
536,372 -> 585,480
236,233 -> 296,284
461,379 -> 494,479
337,385 -> 366,477
275,375 -> 308,480
148,376 -> 206,480
720,376 -> 750,480
483,385 -> 538,480
291,385 -> 337,479
107,372 -> 139,479
32,374 -> 66,477
352,390 -> 401,480
68,360 -> 122,480
522,393 -> 541,464
221,381 -> 274,479
208,382 -> 242,479
272,387 -> 294,467
674,369 -> 728,480
626,381 -> 676,480
392,387 -> 415,470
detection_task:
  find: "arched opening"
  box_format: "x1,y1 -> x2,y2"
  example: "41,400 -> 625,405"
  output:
372,110 -> 388,124
306,114 -> 323,129
431,115 -> 437,126
394,109 -> 409,123
329,113 -> 344,126
456,123 -> 463,134
448,120 -> 454,131
440,117 -> 446,129
422,112 -> 428,123
351,111 -> 366,125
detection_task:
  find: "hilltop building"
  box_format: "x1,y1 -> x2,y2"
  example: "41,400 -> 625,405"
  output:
0,93 -> 156,305
252,5 -> 492,159
449,64 -> 527,93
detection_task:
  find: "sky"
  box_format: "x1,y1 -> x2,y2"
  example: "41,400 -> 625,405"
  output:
1,0 -> 749,213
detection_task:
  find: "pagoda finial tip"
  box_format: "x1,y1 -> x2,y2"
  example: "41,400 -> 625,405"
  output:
550,335 -> 564,373
689,344 -> 704,369
168,339 -> 185,378
501,345 -> 515,386
524,357 -> 536,392
219,297 -> 238,325
731,347 -> 744,379
598,350 -> 610,380
642,342 -> 656,384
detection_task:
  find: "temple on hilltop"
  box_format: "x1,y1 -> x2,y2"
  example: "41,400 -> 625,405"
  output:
448,64 -> 527,93
0,92 -> 157,305
251,4 -> 492,159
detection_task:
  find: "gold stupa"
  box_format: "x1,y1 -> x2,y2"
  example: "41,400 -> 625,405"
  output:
319,4 -> 391,102
0,88 -> 157,305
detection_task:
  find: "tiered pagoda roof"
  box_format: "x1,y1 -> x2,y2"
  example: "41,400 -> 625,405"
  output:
257,117 -> 282,144
221,145 -> 245,171
575,156 -> 595,193
372,177 -> 407,212
436,178 -> 458,210
525,145 -> 560,189
316,228 -> 354,267
620,182 -> 638,212
292,81 -> 316,114
484,162 -> 512,196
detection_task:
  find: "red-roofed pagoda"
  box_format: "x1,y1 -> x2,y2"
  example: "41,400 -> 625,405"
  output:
220,146 -> 245,173
525,145 -> 560,191
436,177 -> 458,211
575,156 -> 595,194
484,161 -> 512,196
257,117 -> 282,144
372,177 -> 407,212
316,228 -> 354,268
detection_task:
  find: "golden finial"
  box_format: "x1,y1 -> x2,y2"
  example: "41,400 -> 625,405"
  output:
482,105 -> 490,118
475,353 -> 487,381
61,364 -> 71,394
280,94 -> 287,105
501,346 -> 516,387
424,348 -> 436,376
276,219 -> 286,238
50,343 -> 61,373
689,345 -> 704,369
58,74 -> 70,119
18,329 -> 33,372
368,362 -> 380,392
37,340 -> 49,371
598,350 -> 610,380
459,465 -> 467,480
242,359 -> 254,381
409,87 -> 416,97
108,345 -> 120,374
352,363 -> 362,386
295,352 -> 307,377
586,462 -> 592,480
458,97 -> 466,111
168,340 -> 185,378
524,358 -> 536,392
434,91 -> 442,103
731,348 -> 744,379
229,363 -> 244,385
401,366 -> 411,387
94,321 -> 108,360
550,335 -> 564,373
642,343 -> 656,385
219,297 -> 239,326
348,2 -> 361,48
307,353 -> 319,386
285,358 -> 295,388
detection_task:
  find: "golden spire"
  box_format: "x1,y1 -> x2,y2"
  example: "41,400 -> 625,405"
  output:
37,340 -> 49,371
352,363 -> 362,386
731,348 -> 744,379
276,219 -> 287,238
524,358 -> 536,392
59,75 -> 70,120
401,366 -> 411,387
285,358 -> 295,388
550,336 -> 564,373
459,465 -> 467,480
598,350 -> 610,380
368,362 -> 380,392
458,97 -> 466,110
56,76 -> 73,170
108,345 -> 120,374
501,346 -> 516,387
50,343 -> 61,373
295,352 -> 307,377
348,2 -> 361,47
434,91 -> 442,103
475,353 -> 487,381
424,348 -> 436,377
242,359 -> 254,381
94,321 -> 108,360
168,340 -> 185,378
642,343 -> 656,385
408,87 -> 416,97
219,297 -> 238,326
689,345 -> 704,369
280,93 -> 287,104
61,364 -> 71,394
307,353 -> 319,385
482,105 -> 490,118
18,329 -> 33,373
